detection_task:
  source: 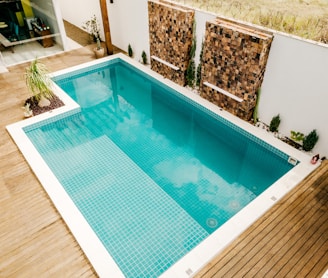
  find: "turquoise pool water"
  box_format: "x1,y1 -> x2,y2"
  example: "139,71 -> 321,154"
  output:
24,59 -> 294,277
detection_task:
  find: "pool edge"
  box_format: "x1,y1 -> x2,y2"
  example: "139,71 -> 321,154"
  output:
6,53 -> 320,278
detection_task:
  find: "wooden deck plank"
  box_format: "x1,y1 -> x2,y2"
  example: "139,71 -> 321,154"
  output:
0,47 -> 99,278
240,188 -> 325,276
195,160 -> 328,278
209,167 -> 317,271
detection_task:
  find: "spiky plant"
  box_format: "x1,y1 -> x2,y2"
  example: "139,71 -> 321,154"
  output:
25,58 -> 53,102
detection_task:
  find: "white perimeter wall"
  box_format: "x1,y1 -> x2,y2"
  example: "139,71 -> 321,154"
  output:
57,0 -> 104,40
260,34 -> 328,156
58,0 -> 328,157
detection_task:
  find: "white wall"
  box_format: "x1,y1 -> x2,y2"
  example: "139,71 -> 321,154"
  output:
194,10 -> 216,65
57,0 -> 104,40
107,0 -> 150,61
260,34 -> 328,156
58,0 -> 328,157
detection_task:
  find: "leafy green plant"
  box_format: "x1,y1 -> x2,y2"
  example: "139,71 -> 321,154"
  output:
186,60 -> 196,87
290,130 -> 304,142
186,21 -> 197,87
141,51 -> 147,64
302,129 -> 319,151
269,114 -> 281,132
25,58 -> 53,102
196,40 -> 204,87
128,44 -> 133,57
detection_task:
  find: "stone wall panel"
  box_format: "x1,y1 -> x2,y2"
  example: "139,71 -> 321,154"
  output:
148,0 -> 194,86
200,18 -> 273,120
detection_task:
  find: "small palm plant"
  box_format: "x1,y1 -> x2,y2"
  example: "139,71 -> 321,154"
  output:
25,58 -> 54,106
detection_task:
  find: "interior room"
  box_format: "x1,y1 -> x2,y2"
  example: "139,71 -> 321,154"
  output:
0,0 -> 70,69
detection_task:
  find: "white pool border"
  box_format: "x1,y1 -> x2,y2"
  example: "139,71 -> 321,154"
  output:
6,53 -> 319,278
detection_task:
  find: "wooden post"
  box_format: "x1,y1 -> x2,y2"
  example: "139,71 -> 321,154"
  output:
99,0 -> 113,55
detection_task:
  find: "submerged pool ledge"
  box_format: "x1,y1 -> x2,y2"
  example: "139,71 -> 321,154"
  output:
6,53 -> 320,278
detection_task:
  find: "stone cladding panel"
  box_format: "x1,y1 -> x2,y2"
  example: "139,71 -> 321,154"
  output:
200,18 -> 273,120
148,0 -> 194,86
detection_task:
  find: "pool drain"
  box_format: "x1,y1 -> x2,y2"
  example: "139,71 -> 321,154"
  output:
206,218 -> 218,228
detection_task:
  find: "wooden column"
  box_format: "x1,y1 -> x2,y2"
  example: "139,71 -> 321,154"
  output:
99,0 -> 113,55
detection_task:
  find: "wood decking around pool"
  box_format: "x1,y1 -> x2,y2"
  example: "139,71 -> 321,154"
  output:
0,46 -> 327,278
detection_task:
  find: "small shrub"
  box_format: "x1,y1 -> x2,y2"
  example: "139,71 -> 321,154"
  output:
128,44 -> 133,57
302,129 -> 319,151
141,51 -> 147,64
269,114 -> 281,132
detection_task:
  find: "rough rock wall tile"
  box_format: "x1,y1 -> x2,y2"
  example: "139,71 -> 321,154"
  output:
148,0 -> 194,86
200,18 -> 273,120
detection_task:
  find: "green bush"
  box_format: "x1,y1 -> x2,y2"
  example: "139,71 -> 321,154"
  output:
269,114 -> 281,132
141,51 -> 147,64
302,129 -> 319,151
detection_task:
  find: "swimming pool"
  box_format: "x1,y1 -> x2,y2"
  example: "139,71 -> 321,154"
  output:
7,54 -> 317,277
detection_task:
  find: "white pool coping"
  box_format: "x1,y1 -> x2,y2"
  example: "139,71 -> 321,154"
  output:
6,53 -> 320,278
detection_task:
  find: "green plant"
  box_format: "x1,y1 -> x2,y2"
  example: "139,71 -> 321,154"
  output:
186,20 -> 196,87
141,50 -> 147,64
290,130 -> 304,142
302,129 -> 319,151
186,60 -> 196,87
196,40 -> 204,87
25,58 -> 53,102
82,14 -> 100,41
269,114 -> 281,132
128,44 -> 133,57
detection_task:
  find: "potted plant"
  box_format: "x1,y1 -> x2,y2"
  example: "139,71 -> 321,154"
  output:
94,38 -> 105,58
82,14 -> 100,42
25,58 -> 54,107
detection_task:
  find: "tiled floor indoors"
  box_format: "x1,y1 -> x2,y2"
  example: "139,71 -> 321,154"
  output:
0,44 -> 327,277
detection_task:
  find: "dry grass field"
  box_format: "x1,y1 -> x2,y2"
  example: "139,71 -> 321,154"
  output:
174,0 -> 328,43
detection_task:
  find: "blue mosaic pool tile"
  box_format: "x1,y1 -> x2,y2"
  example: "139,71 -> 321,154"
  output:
29,134 -> 209,278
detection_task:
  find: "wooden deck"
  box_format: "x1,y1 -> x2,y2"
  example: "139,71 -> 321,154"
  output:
0,46 -> 327,277
195,159 -> 328,278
